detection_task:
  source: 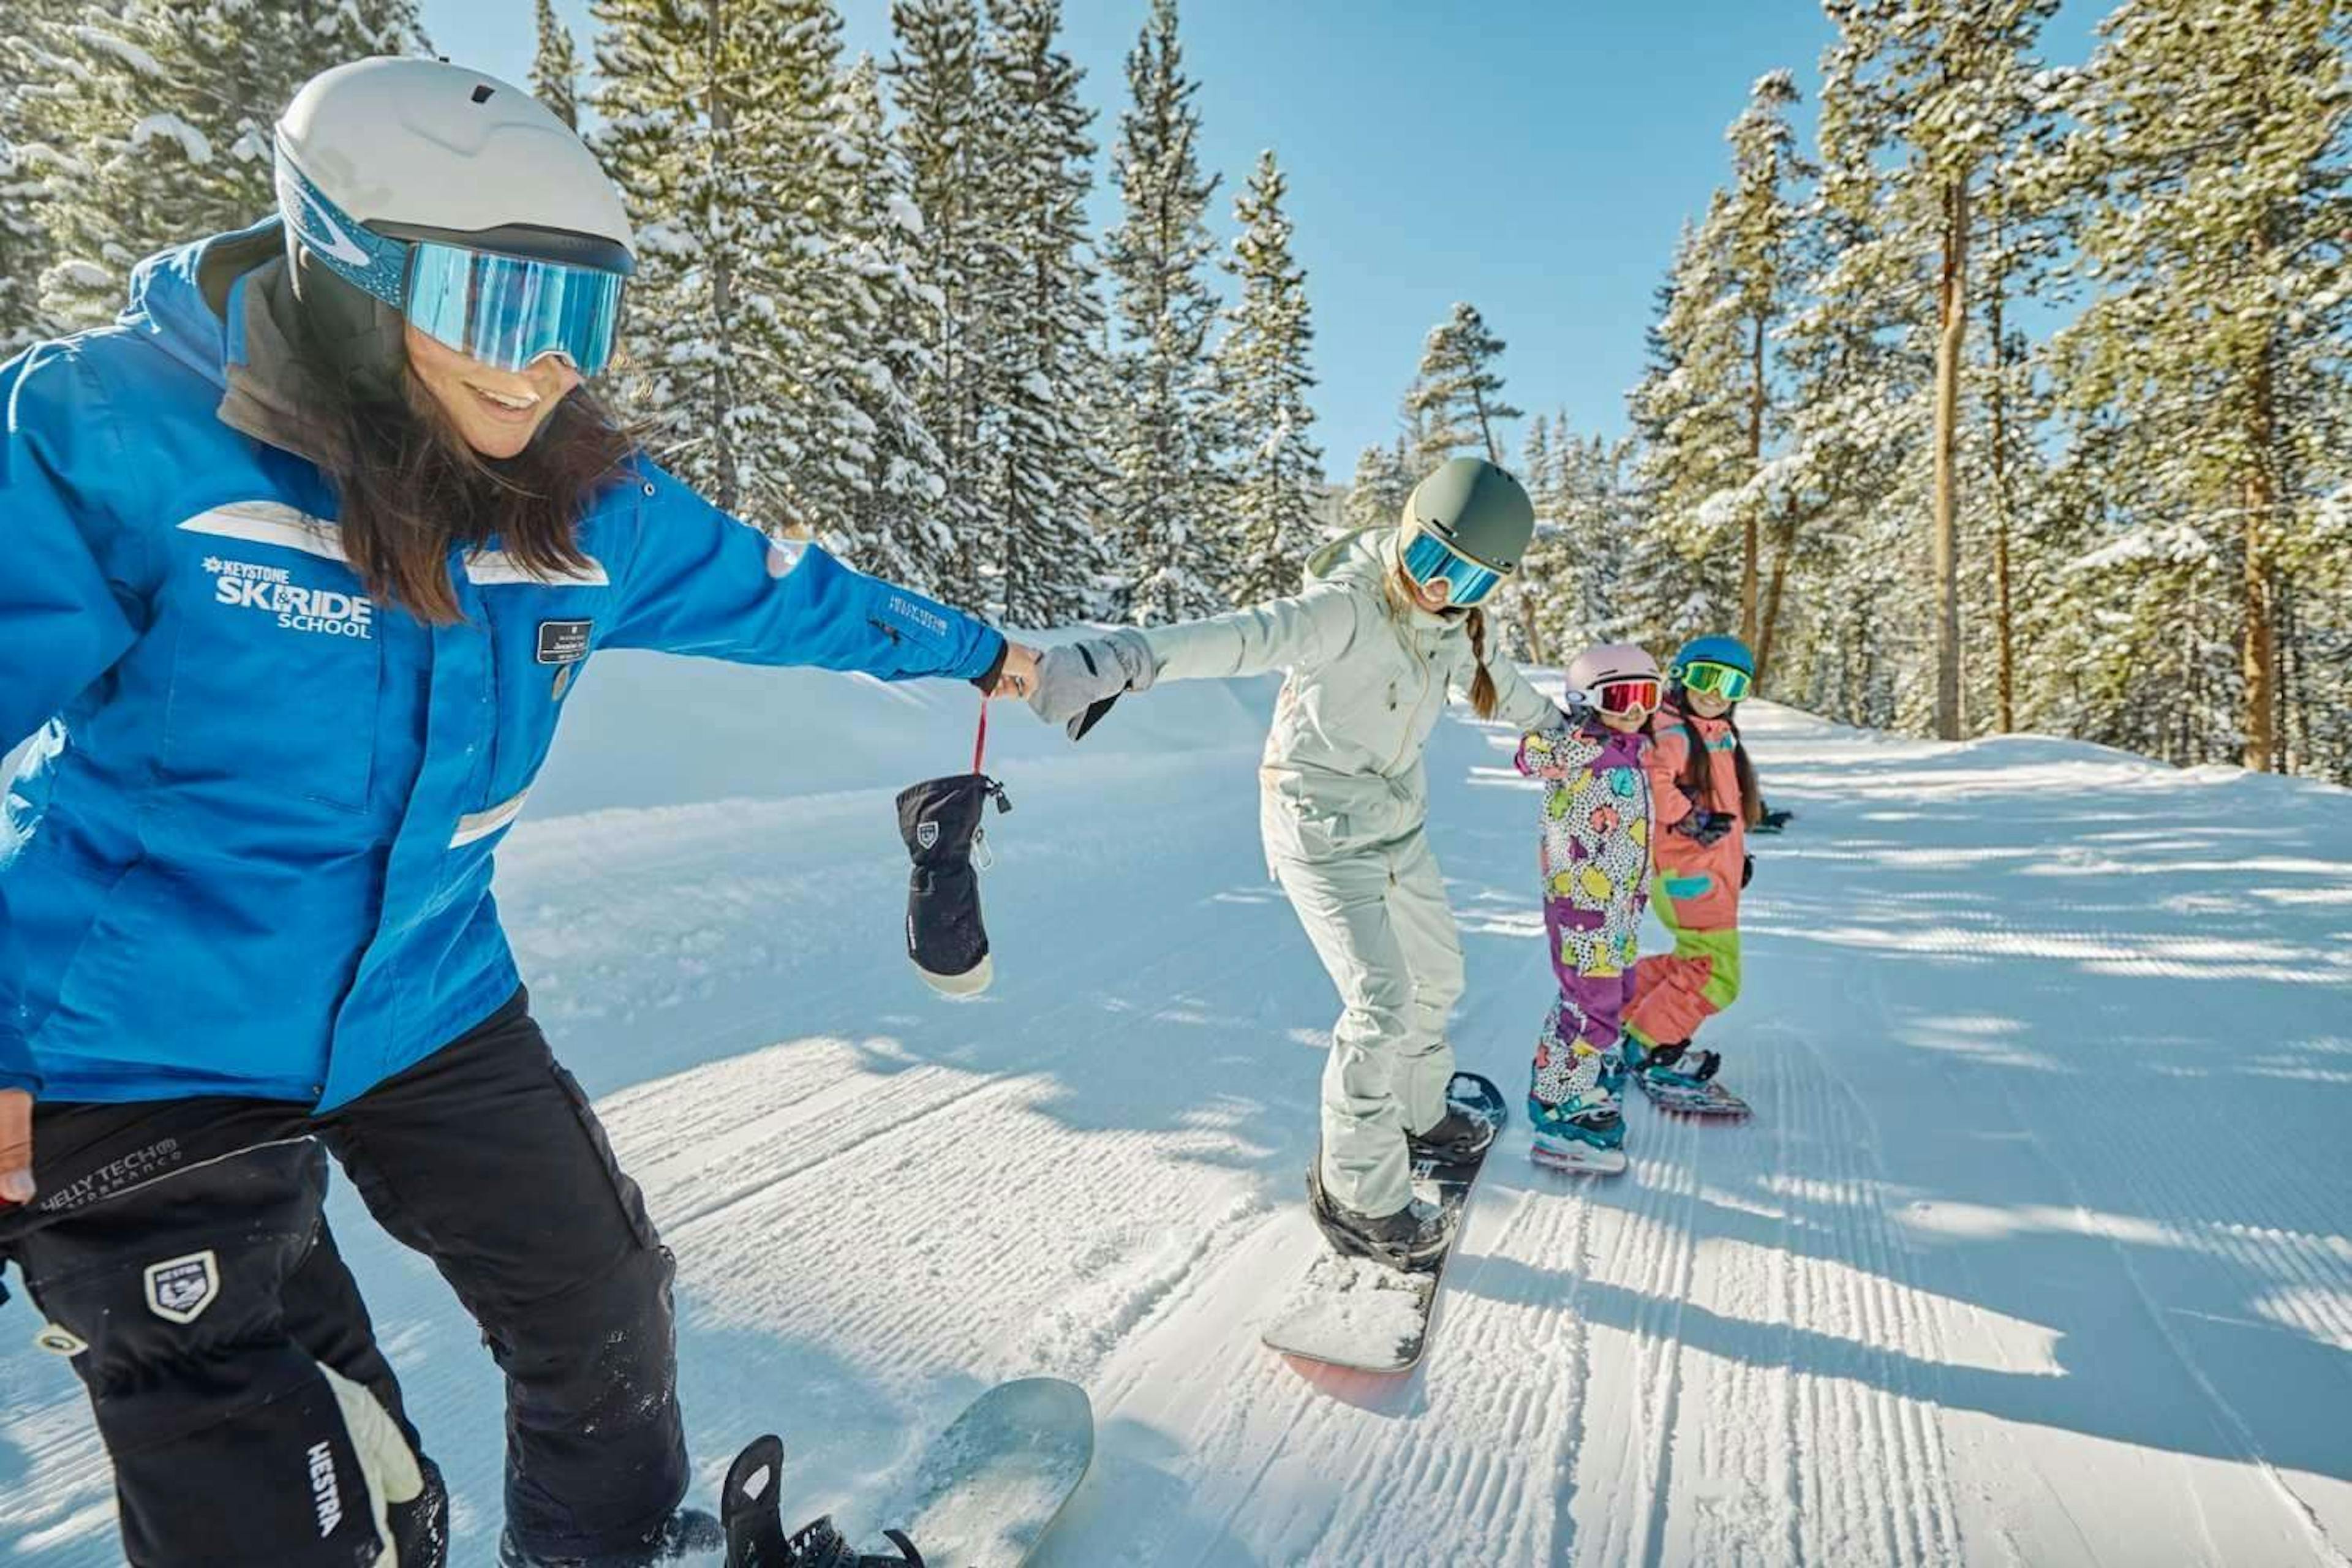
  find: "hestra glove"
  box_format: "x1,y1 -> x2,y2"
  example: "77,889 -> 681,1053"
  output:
895,773 -> 1011,996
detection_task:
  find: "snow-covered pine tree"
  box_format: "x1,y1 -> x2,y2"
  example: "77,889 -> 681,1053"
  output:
1717,69 -> 1809,648
1504,413 -> 1562,663
0,0 -> 70,351
823,55 -> 952,590
531,0 -> 583,130
718,1 -> 921,561
1823,0 -> 2059,738
1759,8 -> 1939,728
1213,148 -> 1322,606
1624,206 -> 1748,649
1343,440 -> 1411,533
1101,0 -> 1229,624
888,0 -> 991,609
2047,0 -> 2350,772
1404,301 -> 1521,469
594,0 -> 811,526
975,0 -> 1109,627
32,0 -> 427,329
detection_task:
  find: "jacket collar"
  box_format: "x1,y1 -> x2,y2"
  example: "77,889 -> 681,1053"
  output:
216,258 -> 347,472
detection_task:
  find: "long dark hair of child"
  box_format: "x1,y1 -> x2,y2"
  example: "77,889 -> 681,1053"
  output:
1676,689 -> 1766,826
294,322 -> 636,626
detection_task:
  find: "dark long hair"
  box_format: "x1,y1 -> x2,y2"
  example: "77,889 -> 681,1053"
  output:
295,326 -> 636,625
1675,689 -> 1765,826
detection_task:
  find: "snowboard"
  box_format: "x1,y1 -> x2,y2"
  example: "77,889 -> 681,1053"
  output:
1751,807 -> 1795,835
722,1378 -> 1093,1568
1260,1072 -> 1506,1374
1634,1071 -> 1751,1118
1529,1134 -> 1628,1175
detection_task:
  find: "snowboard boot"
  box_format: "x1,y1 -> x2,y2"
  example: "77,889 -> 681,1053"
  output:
1408,1106 -> 1497,1168
1529,1040 -> 1627,1172
1638,1039 -> 1721,1091
1599,1038 -> 1634,1099
497,1509 -> 726,1567
895,773 -> 1011,996
722,1436 -> 925,1567
1306,1159 -> 1453,1271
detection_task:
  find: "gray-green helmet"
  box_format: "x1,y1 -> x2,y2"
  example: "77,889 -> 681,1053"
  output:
1398,456 -> 1536,577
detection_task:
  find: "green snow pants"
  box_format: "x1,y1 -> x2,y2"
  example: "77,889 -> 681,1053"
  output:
1273,827 -> 1463,1218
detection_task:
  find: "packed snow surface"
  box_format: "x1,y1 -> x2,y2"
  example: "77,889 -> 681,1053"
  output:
4,653 -> 2350,1566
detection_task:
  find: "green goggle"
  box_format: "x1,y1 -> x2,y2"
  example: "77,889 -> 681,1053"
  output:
1681,660 -> 1752,701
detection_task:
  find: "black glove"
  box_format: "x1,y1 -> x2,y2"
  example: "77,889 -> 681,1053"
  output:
896,773 -> 1011,996
1742,852 -> 1754,889
1674,810 -> 1735,848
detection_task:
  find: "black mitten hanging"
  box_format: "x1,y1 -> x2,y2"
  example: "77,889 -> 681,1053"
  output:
895,771 -> 1010,996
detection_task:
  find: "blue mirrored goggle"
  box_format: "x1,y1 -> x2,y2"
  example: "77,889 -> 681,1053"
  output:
276,153 -> 627,377
405,243 -> 625,377
1400,527 -> 1506,608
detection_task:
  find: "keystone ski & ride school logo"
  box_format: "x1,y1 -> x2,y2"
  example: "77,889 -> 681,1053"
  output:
204,556 -> 375,639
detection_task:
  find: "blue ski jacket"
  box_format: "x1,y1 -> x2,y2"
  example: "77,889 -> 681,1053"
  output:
0,225 -> 1004,1107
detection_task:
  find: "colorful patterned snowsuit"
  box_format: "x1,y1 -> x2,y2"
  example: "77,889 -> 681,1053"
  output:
1516,722 -> 1653,1106
1626,697 -> 1747,1050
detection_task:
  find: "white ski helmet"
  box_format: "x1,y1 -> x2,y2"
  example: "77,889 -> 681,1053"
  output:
273,57 -> 635,393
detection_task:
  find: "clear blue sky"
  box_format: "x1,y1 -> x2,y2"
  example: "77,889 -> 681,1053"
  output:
418,0 -> 2099,483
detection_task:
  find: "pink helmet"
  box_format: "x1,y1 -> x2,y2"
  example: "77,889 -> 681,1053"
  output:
1564,642 -> 1660,692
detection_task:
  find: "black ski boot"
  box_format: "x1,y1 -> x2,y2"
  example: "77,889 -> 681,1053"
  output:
496,1509 -> 725,1567
1407,1106 -> 1496,1168
1306,1159 -> 1453,1271
720,1435 -> 925,1567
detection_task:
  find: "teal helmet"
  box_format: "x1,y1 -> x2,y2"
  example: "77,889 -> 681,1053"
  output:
1670,633 -> 1755,680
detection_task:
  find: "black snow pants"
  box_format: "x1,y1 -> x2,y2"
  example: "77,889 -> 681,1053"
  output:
0,989 -> 688,1566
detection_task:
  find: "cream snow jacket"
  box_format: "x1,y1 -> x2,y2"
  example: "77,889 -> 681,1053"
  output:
1134,529 -> 1559,866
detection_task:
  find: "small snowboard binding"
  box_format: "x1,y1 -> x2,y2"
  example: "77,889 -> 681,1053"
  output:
722,1436 -> 925,1568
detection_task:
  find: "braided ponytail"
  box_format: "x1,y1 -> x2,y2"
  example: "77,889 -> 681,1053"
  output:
1466,608 -> 1499,718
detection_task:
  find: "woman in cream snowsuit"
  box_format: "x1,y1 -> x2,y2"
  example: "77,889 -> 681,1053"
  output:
1028,458 -> 1562,1268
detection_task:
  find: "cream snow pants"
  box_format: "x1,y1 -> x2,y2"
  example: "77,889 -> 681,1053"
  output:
1273,826 -> 1463,1218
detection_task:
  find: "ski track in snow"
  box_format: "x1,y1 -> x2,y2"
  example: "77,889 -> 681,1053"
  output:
4,665 -> 2350,1566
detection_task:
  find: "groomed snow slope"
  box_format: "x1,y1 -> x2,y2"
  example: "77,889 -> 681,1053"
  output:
4,654 -> 2349,1567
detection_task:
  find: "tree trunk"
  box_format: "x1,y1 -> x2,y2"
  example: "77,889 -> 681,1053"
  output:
2241,350 -> 2278,773
1989,203 -> 2015,734
1931,175 -> 1968,741
1741,312 -> 1765,646
1754,496 -> 1798,691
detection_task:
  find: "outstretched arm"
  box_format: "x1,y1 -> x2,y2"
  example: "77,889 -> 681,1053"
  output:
601,467 -> 1007,684
1475,649 -> 1566,736
1027,583 -> 1365,728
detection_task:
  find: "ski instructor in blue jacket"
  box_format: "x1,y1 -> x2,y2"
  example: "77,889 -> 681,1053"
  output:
0,58 -> 1034,1568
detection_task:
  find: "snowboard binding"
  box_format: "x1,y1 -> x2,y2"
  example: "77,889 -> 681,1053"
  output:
722,1436 -> 925,1568
1640,1040 -> 1721,1085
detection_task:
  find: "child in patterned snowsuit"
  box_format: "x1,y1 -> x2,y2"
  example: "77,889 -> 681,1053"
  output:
1625,633 -> 1763,1091
1515,643 -> 1661,1170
